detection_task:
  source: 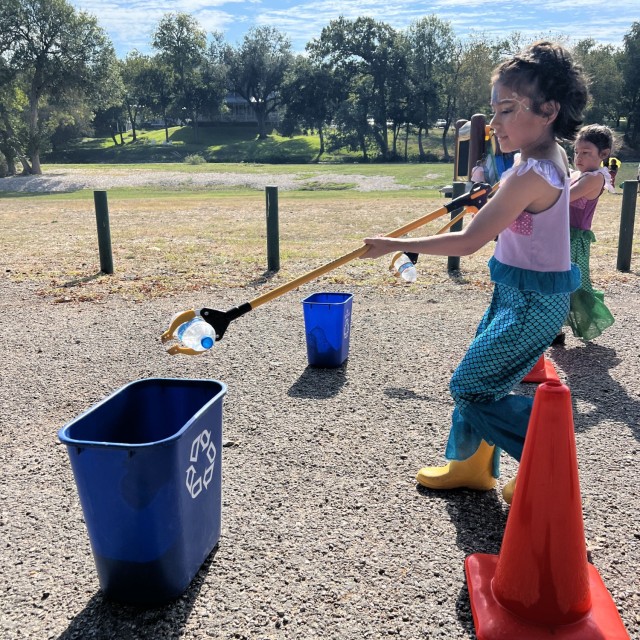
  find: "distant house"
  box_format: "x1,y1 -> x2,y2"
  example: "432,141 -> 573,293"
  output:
138,93 -> 281,128
211,92 -> 280,124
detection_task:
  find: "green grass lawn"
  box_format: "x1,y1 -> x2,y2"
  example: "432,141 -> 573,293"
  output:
51,124 -> 456,165
62,160 -> 451,182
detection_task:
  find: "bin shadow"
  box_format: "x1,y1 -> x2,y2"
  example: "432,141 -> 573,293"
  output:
56,547 -> 218,639
287,362 -> 348,399
416,486 -> 507,637
550,343 -> 640,441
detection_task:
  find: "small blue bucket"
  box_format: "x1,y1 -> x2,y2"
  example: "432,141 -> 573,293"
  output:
302,292 -> 353,367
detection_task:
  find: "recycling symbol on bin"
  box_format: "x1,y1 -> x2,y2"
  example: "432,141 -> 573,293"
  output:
185,429 -> 217,499
343,308 -> 351,340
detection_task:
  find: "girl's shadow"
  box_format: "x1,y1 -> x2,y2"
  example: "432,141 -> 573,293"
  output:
416,486 -> 508,638
551,343 -> 640,441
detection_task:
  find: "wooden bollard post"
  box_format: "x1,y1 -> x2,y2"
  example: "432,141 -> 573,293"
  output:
616,180 -> 638,272
266,185 -> 280,272
447,181 -> 466,272
93,190 -> 114,274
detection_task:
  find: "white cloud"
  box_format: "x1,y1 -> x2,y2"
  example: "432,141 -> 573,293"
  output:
70,0 -> 245,54
69,0 -> 636,57
255,0 -> 634,50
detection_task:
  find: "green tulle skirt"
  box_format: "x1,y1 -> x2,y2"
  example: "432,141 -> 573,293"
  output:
566,228 -> 614,340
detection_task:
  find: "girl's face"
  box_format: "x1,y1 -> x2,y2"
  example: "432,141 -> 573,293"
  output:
489,82 -> 554,154
574,140 -> 609,173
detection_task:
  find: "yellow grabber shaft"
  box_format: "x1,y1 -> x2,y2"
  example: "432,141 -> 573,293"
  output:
434,207 -> 467,235
163,182 -> 497,351
248,182 -> 496,310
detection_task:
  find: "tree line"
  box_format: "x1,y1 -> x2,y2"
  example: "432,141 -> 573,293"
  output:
1,0 -> 639,175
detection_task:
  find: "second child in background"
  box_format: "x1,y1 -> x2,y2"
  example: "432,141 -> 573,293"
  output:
561,124 -> 616,342
471,159 -> 486,184
607,157 -> 619,187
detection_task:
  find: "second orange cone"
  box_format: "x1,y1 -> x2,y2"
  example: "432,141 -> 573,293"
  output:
522,353 -> 560,383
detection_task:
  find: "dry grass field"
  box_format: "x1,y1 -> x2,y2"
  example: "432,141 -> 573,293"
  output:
0,182 -> 637,305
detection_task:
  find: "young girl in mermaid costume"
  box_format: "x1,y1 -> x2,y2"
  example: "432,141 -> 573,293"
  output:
361,42 -> 588,503
565,124 -> 615,341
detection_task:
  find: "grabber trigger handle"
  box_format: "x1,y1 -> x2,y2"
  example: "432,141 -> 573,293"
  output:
466,182 -> 494,209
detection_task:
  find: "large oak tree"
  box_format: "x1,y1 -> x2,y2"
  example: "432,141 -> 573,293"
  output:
0,0 -> 118,173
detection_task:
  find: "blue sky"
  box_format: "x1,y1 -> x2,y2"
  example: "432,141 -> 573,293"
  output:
68,0 -> 636,58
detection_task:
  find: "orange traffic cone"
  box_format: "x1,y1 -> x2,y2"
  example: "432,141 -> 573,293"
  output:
522,353 -> 560,383
465,381 -> 629,639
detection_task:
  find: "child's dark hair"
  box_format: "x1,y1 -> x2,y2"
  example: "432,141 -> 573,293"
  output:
576,124 -> 615,154
492,41 -> 588,141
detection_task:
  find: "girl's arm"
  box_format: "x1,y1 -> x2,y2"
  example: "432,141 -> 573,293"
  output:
363,169 -> 559,259
569,172 -> 605,202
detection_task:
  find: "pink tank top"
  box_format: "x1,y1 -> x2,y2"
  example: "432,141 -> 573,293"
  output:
494,158 -> 570,273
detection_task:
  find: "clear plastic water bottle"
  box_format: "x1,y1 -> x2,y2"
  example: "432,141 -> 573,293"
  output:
391,252 -> 417,283
176,317 -> 215,352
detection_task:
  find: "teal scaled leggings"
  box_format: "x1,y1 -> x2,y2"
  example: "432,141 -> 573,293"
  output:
444,283 -> 570,477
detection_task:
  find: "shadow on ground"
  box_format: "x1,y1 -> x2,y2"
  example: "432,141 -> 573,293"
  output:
61,272 -> 105,288
56,548 -> 217,640
288,363 -> 348,399
551,342 -> 640,441
246,269 -> 280,287
417,483 -> 508,638
384,387 -> 439,402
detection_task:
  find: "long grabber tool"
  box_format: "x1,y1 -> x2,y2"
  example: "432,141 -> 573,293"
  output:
162,182 -> 496,354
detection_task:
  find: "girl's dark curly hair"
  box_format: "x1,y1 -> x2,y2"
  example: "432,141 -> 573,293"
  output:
576,124 -> 615,153
492,41 -> 589,141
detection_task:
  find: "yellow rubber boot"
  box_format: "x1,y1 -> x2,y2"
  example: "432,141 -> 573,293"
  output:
416,441 -> 496,491
502,476 -> 517,504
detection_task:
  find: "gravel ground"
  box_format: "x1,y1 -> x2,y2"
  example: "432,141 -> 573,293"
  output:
1,272 -> 638,640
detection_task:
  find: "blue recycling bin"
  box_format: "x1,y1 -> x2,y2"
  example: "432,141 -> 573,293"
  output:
58,378 -> 226,606
302,292 -> 353,367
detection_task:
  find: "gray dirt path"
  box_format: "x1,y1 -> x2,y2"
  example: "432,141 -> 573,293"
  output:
0,274 -> 638,640
0,168 -> 410,194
